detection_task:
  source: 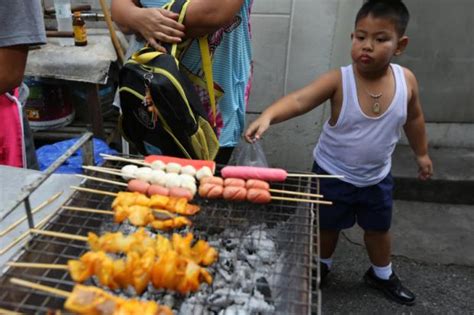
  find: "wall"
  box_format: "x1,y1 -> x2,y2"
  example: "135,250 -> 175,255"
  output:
248,0 -> 474,171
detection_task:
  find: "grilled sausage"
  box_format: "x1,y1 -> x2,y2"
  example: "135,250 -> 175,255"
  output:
245,179 -> 270,190
223,178 -> 246,187
246,188 -> 272,204
199,176 -> 224,186
222,186 -> 247,202
147,184 -> 170,196
169,187 -> 194,201
127,179 -> 150,194
221,166 -> 287,182
198,183 -> 224,199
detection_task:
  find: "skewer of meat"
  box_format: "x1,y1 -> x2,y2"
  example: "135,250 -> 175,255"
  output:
221,165 -> 344,181
9,247 -> 213,294
10,277 -> 173,314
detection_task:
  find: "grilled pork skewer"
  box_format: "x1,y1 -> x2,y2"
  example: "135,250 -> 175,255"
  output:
10,277 -> 173,314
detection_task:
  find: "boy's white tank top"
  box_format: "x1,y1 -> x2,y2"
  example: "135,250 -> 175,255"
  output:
313,63 -> 407,187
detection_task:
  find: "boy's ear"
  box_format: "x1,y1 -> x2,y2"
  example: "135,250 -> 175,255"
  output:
395,36 -> 409,56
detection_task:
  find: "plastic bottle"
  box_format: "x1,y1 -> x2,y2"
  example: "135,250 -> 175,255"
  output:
73,12 -> 88,46
53,0 -> 74,46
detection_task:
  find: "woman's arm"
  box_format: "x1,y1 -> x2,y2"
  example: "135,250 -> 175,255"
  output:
184,0 -> 245,37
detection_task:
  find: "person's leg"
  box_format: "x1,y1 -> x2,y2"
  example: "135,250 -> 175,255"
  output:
357,174 -> 415,305
364,229 -> 391,267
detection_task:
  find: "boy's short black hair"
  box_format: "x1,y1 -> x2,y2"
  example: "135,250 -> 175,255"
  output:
356,0 -> 410,36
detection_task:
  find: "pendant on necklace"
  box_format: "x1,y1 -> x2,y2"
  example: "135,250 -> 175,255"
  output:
372,102 -> 380,114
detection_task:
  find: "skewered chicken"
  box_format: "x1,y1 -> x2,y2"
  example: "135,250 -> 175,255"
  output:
68,248 -> 213,294
64,284 -> 173,315
87,228 -> 218,266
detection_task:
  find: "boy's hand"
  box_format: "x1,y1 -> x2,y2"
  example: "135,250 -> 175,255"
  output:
244,116 -> 271,143
416,154 -> 433,180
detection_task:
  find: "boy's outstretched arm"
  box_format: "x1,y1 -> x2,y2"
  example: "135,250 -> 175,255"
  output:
245,70 -> 339,142
403,69 -> 433,180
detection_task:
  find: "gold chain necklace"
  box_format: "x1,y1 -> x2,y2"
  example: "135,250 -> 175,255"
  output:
367,90 -> 382,114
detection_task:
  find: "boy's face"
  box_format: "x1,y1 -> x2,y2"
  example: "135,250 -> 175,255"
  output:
351,14 -> 408,73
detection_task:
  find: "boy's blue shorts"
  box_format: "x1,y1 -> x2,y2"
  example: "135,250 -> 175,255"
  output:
312,161 -> 393,231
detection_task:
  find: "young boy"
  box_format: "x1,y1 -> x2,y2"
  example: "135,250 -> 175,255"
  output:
245,0 -> 433,306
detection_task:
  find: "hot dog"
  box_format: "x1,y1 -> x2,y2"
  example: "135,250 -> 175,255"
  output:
198,183 -> 224,199
222,186 -> 247,202
169,187 -> 194,201
246,188 -> 272,204
147,184 -> 170,196
128,179 -> 150,194
245,179 -> 270,190
221,166 -> 287,182
200,176 -> 224,186
223,178 -> 246,188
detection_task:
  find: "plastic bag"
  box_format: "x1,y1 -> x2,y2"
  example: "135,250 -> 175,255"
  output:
36,137 -> 117,174
232,140 -> 268,167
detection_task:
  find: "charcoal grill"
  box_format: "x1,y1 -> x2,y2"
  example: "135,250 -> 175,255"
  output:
0,155 -> 322,314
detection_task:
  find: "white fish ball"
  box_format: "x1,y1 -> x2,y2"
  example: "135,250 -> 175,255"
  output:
179,173 -> 196,184
135,167 -> 153,182
196,166 -> 213,180
165,162 -> 182,174
164,173 -> 181,188
121,164 -> 138,180
150,160 -> 166,170
150,169 -> 166,186
180,165 -> 197,176
180,181 -> 197,196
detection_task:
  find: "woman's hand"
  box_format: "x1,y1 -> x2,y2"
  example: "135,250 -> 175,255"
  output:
130,7 -> 186,52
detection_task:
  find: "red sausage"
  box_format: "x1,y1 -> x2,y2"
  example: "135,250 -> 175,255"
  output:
128,179 -> 150,194
222,186 -> 247,202
224,178 -> 246,187
245,179 -> 270,190
147,184 -> 170,196
246,188 -> 272,204
200,176 -> 224,186
198,183 -> 224,199
221,166 -> 287,182
169,187 -> 193,201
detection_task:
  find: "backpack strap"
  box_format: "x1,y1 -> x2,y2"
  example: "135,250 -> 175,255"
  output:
166,0 -> 217,127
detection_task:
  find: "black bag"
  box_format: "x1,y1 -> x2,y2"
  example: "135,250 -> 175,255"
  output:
118,0 -> 219,160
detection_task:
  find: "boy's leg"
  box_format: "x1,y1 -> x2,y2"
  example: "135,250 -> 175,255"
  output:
357,174 -> 416,305
364,230 -> 391,267
320,229 -> 340,260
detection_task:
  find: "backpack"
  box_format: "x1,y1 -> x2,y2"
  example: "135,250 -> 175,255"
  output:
118,0 -> 219,160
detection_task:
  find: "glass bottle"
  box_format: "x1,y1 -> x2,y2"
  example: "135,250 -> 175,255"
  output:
73,11 -> 88,46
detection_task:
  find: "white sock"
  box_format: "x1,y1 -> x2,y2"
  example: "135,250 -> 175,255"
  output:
320,257 -> 333,270
372,263 -> 392,280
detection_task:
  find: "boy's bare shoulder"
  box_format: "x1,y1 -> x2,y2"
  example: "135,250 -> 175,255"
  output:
401,66 -> 418,85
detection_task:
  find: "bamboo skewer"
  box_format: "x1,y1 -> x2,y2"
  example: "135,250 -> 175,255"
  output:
0,192 -> 63,237
0,210 -> 59,255
8,262 -> 68,270
74,185 -> 332,206
63,203 -> 176,219
100,153 -> 344,179
77,174 -> 127,187
10,278 -> 70,298
30,228 -> 88,242
85,165 -> 326,199
0,307 -> 22,315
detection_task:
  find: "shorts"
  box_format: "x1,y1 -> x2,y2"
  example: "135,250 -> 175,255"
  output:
312,161 -> 394,231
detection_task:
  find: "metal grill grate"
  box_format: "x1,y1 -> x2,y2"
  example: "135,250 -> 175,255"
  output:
0,158 -> 321,314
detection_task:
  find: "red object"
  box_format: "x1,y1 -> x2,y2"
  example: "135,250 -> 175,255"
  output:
223,178 -> 246,187
0,89 -> 23,168
168,187 -> 193,201
221,166 -> 287,182
147,184 -> 170,197
144,155 -> 216,173
127,179 -> 150,194
222,186 -> 247,202
246,188 -> 271,204
245,179 -> 270,190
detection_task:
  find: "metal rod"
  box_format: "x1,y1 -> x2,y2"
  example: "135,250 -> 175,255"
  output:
23,198 -> 35,229
0,132 -> 93,222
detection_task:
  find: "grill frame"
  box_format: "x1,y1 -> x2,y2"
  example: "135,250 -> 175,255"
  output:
0,157 -> 321,314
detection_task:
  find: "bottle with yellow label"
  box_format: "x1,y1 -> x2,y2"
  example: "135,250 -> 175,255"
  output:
73,11 -> 87,46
